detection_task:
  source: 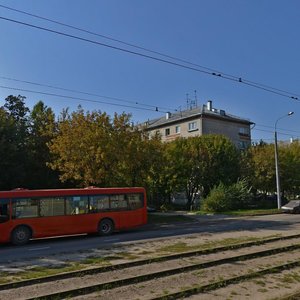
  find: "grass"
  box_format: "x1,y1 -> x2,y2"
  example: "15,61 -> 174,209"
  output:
157,235 -> 280,254
197,208 -> 281,216
281,272 -> 300,284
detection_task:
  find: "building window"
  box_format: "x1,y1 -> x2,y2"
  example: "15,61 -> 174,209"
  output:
188,121 -> 197,131
239,127 -> 249,136
175,125 -> 181,134
239,141 -> 249,150
165,128 -> 170,136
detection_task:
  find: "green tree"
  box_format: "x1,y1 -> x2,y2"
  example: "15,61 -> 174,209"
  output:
247,143 -> 275,194
28,101 -> 59,188
165,135 -> 240,209
244,141 -> 300,198
0,95 -> 30,189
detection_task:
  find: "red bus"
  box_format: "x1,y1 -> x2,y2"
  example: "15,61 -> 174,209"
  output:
0,187 -> 147,245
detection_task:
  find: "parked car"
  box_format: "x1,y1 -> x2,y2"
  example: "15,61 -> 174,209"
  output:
281,200 -> 300,213
147,206 -> 156,212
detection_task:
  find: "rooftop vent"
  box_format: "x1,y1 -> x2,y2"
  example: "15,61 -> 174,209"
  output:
166,112 -> 172,120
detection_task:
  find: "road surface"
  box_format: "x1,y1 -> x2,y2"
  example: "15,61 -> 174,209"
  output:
0,213 -> 299,263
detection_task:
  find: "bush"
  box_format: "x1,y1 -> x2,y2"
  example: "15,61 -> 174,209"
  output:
201,180 -> 252,212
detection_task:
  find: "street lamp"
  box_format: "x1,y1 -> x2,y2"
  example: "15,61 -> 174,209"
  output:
274,111 -> 294,209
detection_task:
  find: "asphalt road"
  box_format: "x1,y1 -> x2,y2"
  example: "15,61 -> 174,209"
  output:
1,213 -> 299,264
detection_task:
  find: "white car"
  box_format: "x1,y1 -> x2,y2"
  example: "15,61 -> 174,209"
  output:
281,200 -> 300,213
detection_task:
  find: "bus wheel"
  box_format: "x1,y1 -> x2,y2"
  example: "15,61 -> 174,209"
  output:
11,226 -> 31,245
98,219 -> 114,236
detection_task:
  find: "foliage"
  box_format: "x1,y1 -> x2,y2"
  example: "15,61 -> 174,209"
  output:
165,135 -> 240,209
244,141 -> 300,198
201,179 -> 252,212
27,101 -> 60,188
0,95 -> 31,189
48,108 -> 165,188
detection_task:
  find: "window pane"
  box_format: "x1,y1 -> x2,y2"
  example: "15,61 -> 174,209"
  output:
110,194 -> 128,210
0,199 -> 9,223
188,122 -> 197,131
89,195 -> 110,212
40,197 -> 65,217
12,198 -> 38,219
128,194 -> 144,210
66,196 -> 88,215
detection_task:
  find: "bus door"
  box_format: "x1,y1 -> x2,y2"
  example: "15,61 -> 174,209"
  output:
0,199 -> 11,242
119,193 -> 145,229
64,196 -> 94,234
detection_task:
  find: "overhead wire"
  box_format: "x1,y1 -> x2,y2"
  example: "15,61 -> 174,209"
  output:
252,127 -> 300,138
254,123 -> 300,135
0,15 -> 299,102
0,85 -> 169,113
0,4 -> 238,80
1,4 -> 299,101
0,75 -> 175,112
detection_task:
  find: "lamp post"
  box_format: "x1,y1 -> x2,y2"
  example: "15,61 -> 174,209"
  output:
274,112 -> 294,209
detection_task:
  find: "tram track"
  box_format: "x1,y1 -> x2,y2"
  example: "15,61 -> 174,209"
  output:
2,233 -> 300,299
2,232 -> 300,292
27,245 -> 300,300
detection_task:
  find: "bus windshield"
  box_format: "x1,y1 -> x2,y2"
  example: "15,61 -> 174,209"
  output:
0,199 -> 9,223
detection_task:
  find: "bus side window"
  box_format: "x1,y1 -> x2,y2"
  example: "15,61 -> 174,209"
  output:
12,198 -> 38,219
89,195 -> 110,212
0,199 -> 10,223
128,194 -> 143,210
66,196 -> 89,215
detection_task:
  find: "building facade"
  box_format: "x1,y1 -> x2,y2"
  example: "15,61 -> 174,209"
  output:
145,101 -> 253,149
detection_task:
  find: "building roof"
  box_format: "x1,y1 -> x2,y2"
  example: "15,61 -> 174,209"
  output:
145,104 -> 253,130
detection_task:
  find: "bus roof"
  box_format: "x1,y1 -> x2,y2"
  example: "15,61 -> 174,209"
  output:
0,187 -> 146,199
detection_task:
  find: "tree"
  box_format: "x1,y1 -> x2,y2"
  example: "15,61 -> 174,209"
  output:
165,135 -> 240,209
28,101 -> 59,188
245,141 -> 300,198
48,108 -> 165,189
0,95 -> 30,189
244,143 -> 275,194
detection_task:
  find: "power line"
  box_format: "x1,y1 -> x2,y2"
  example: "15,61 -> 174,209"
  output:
0,15 -> 299,102
0,75 -> 174,112
255,123 -> 300,135
0,4 -> 238,80
0,85 -> 169,113
0,16 -> 215,77
252,127 -> 300,138
0,5 -> 300,100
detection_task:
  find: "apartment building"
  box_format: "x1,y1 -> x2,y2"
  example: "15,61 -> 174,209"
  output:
144,101 -> 253,149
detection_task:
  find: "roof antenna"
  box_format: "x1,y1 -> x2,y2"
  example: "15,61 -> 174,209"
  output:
194,90 -> 198,107
186,93 -> 189,110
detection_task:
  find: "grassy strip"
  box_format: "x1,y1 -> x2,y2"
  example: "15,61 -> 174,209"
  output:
220,209 -> 282,216
152,260 -> 300,300
2,233 -> 300,291
278,292 -> 300,300
27,243 -> 300,300
197,208 -> 281,216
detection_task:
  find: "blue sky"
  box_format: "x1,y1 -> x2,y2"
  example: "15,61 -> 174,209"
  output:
0,0 -> 299,143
